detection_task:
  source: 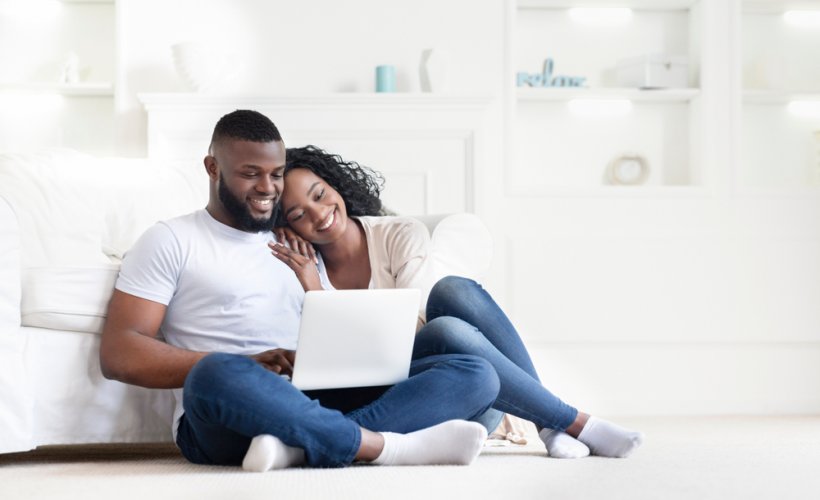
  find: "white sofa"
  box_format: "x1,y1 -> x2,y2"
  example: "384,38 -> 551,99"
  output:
0,149 -> 493,454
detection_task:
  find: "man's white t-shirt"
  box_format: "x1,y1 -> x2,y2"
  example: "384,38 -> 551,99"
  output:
115,209 -> 305,437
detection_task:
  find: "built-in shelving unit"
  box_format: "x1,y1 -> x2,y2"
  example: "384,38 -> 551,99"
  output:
507,0 -> 704,194
0,0 -> 116,153
0,0 -> 115,90
739,0 -> 820,192
508,0 -> 820,197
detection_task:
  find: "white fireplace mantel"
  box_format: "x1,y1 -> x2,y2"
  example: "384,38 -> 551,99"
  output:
138,93 -> 492,112
138,93 -> 492,215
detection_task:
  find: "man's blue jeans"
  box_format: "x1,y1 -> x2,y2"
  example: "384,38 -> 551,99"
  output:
176,351 -> 499,468
416,276 -> 578,432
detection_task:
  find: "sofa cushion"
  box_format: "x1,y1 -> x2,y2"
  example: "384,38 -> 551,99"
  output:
0,150 -> 111,269
21,265 -> 119,334
418,213 -> 493,281
0,150 -> 209,268
1,150 -> 207,334
98,157 -> 208,260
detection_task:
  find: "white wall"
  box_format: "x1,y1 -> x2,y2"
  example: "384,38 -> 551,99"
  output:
1,0 -> 819,416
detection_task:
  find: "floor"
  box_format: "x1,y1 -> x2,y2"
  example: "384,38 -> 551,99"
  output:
2,416 -> 819,500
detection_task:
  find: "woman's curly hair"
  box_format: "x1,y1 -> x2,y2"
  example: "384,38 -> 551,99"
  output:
277,145 -> 387,226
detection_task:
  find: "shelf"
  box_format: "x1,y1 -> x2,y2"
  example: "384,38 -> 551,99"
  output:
740,2 -> 820,190
517,0 -> 698,10
743,0 -> 820,15
508,185 -> 712,198
0,82 -> 113,96
517,87 -> 700,102
733,186 -> 820,199
744,90 -> 820,104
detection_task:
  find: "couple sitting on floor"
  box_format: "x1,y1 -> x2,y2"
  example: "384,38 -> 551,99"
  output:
100,109 -> 643,472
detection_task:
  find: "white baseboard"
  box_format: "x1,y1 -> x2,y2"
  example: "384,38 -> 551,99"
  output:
524,341 -> 820,416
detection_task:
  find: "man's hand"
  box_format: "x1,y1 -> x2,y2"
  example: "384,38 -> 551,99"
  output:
273,226 -> 318,264
269,242 -> 323,292
250,348 -> 296,377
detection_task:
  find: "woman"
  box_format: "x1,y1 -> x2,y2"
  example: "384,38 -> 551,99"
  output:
272,145 -> 643,459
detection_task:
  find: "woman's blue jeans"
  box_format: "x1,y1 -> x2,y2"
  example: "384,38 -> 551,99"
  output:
176,351 -> 499,468
416,275 -> 578,432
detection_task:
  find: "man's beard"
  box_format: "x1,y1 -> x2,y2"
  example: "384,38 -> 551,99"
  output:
218,173 -> 277,232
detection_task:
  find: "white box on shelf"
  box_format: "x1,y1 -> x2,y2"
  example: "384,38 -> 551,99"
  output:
616,54 -> 689,89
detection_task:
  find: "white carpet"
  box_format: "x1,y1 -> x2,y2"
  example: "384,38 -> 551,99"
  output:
2,416 -> 819,500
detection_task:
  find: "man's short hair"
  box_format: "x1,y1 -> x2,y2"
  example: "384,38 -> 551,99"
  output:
209,110 -> 282,151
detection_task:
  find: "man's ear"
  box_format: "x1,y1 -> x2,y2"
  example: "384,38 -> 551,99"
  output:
203,155 -> 218,180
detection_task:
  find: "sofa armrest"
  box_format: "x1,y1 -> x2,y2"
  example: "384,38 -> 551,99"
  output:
414,213 -> 493,281
0,196 -> 20,333
0,195 -> 33,453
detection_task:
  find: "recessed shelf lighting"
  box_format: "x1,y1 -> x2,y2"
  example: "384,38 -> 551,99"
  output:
568,8 -> 633,26
0,0 -> 62,18
783,10 -> 820,27
567,99 -> 632,117
787,100 -> 820,118
0,93 -> 64,111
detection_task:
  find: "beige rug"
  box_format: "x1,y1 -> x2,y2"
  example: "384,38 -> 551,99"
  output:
2,417 -> 819,500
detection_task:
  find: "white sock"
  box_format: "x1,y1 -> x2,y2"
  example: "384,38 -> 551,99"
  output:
242,434 -> 305,472
576,417 -> 644,458
538,429 -> 590,459
371,420 -> 487,466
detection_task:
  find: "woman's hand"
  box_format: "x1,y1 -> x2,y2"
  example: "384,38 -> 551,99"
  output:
273,226 -> 318,264
269,242 -> 323,292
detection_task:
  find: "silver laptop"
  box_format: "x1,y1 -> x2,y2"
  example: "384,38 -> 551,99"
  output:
290,288 -> 421,391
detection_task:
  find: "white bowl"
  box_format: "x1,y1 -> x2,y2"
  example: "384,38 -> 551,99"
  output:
171,41 -> 242,92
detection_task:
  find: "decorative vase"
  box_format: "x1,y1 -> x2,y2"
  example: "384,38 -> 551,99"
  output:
419,48 -> 449,93
375,65 -> 396,93
60,52 -> 80,84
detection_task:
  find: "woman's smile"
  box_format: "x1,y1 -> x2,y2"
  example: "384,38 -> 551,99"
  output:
317,209 -> 336,231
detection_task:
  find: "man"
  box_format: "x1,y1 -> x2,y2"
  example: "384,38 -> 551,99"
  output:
100,109 -> 499,470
